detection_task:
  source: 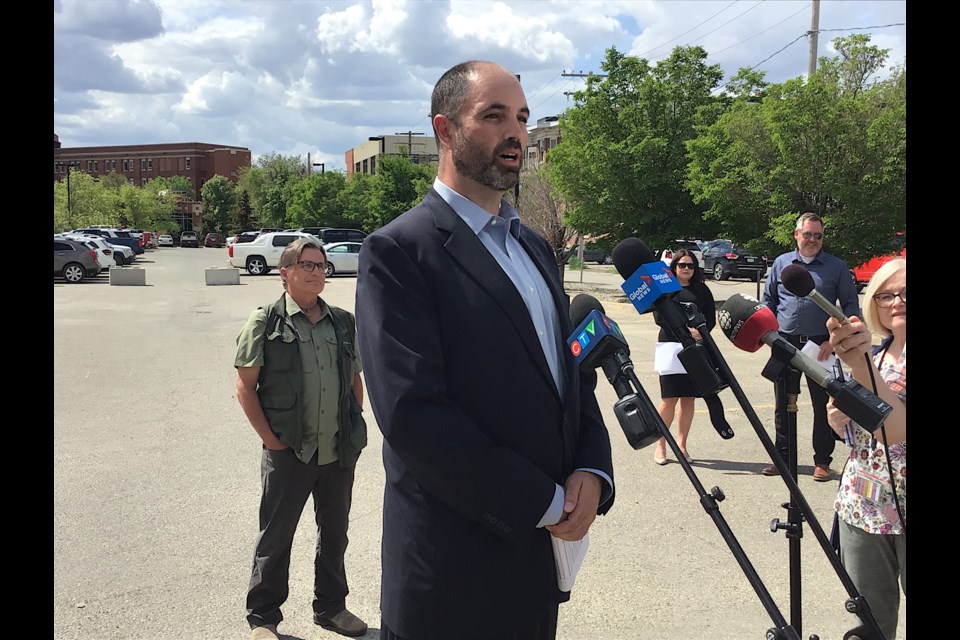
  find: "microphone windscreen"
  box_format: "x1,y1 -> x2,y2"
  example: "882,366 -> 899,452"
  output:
569,293 -> 605,326
612,238 -> 657,280
781,263 -> 816,297
718,293 -> 778,352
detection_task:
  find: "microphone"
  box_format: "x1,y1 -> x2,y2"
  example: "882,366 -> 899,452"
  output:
567,294 -> 660,449
780,263 -> 849,325
611,238 -> 725,397
718,293 -> 892,432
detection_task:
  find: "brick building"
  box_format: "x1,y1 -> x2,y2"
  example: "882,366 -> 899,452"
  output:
53,135 -> 252,230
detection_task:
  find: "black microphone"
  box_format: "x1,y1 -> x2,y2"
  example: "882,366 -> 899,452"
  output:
781,263 -> 850,325
568,294 -> 660,449
611,238 -> 726,398
718,293 -> 893,432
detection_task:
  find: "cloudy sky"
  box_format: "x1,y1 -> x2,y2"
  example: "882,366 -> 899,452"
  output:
53,0 -> 906,172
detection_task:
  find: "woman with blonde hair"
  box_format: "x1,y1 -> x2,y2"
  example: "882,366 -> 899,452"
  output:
826,257 -> 905,639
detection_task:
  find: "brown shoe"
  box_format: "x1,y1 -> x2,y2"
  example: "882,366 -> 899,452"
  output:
760,465 -> 780,476
813,464 -> 833,482
314,609 -> 368,637
250,625 -> 279,640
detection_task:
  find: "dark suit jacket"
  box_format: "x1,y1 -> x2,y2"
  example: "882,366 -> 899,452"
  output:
355,189 -> 615,639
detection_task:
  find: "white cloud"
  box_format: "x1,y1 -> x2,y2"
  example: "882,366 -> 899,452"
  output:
53,0 -> 907,168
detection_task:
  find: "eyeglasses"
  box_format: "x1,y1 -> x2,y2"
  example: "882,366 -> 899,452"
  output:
873,289 -> 906,308
800,232 -> 824,240
295,260 -> 327,273
676,263 -> 696,269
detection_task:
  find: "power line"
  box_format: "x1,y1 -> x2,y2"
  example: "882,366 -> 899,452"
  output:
637,0 -> 742,60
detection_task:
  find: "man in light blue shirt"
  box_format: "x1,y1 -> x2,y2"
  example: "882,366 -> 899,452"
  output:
761,212 -> 860,481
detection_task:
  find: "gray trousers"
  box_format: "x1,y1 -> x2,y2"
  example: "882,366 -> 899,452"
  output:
246,446 -> 356,629
839,519 -> 906,639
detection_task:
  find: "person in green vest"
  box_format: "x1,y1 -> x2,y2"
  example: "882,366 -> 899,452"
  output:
235,237 -> 368,640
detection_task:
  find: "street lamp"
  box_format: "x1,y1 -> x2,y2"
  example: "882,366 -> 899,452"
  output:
312,162 -> 324,175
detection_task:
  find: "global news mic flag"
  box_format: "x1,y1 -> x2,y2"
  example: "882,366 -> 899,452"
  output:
620,262 -> 682,314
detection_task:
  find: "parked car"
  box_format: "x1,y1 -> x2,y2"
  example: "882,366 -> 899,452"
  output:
180,231 -> 199,248
298,227 -> 368,244
322,241 -> 362,276
850,234 -> 906,292
203,232 -> 224,248
110,242 -> 136,265
700,239 -> 766,281
562,243 -> 609,265
54,238 -> 101,283
228,231 -> 319,275
157,234 -> 175,247
61,234 -> 117,271
73,228 -> 145,255
232,231 -> 260,245
659,239 -> 704,266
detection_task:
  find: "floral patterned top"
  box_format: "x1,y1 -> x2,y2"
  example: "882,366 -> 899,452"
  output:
834,338 -> 906,535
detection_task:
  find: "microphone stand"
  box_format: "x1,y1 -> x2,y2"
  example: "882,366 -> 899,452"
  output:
601,350 -> 802,640
677,302 -> 886,640
769,349 -> 805,630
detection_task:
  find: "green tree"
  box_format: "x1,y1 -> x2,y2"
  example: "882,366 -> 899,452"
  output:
200,175 -> 238,236
685,34 -> 906,263
286,172 -> 348,227
547,46 -> 725,252
367,154 -> 435,229
233,189 -> 256,233
337,173 -> 377,231
237,153 -> 308,226
53,171 -> 116,232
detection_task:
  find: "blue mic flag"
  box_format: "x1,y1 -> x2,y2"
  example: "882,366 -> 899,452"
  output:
567,309 -> 629,370
620,262 -> 682,314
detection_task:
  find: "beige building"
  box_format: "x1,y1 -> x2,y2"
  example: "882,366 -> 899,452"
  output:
346,134 -> 439,177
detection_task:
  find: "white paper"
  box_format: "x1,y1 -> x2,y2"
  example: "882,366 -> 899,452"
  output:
800,339 -> 836,371
654,342 -> 687,375
551,533 -> 589,592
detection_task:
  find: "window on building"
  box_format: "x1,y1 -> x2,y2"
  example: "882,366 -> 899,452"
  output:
93,161 -> 99,172
362,159 -> 369,174
185,157 -> 191,170
355,162 -> 361,173
148,158 -> 153,171
87,161 -> 93,171
370,157 -> 376,175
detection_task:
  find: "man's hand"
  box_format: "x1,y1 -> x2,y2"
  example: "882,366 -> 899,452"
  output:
545,471 -> 602,541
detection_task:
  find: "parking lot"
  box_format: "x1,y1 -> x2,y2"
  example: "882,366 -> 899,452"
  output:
54,249 -> 903,640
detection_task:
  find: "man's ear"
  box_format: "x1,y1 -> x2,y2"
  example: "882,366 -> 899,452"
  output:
434,114 -> 454,149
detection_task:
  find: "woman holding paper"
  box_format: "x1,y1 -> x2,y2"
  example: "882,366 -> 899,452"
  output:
653,249 -> 716,465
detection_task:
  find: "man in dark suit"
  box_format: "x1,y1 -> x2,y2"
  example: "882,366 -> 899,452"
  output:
355,60 -> 615,640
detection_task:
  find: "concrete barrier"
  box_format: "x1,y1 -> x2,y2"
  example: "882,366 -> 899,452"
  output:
109,267 -> 146,286
204,267 -> 241,286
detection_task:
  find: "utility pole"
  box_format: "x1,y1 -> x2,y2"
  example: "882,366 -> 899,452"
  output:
562,70 -> 608,97
807,0 -> 820,79
306,152 -> 324,176
394,131 -> 424,157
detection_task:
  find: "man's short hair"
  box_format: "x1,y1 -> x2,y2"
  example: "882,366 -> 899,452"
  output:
278,237 -> 326,270
431,61 -> 485,149
795,212 -> 823,230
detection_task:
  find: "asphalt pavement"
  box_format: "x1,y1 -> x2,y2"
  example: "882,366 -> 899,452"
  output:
53,253 -> 904,640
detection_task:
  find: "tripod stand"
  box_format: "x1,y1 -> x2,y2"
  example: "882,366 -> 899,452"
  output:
602,348 -> 803,640
685,306 -> 887,640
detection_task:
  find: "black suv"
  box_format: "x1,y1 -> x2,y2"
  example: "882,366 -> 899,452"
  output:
299,227 -> 368,244
701,239 -> 766,281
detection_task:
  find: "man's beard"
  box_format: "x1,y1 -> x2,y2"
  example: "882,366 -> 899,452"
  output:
452,132 -> 522,192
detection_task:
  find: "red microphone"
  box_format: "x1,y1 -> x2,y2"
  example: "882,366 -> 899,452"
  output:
718,293 -> 893,432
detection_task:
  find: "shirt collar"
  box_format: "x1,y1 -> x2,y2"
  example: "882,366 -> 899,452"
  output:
284,292 -> 328,319
433,177 -> 521,239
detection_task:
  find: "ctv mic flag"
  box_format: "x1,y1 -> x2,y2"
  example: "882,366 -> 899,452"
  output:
620,262 -> 682,314
567,309 -> 627,369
